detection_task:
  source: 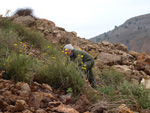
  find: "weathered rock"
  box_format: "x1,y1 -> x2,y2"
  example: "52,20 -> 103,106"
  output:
129,51 -> 139,58
89,50 -> 99,59
14,100 -> 27,111
59,93 -> 71,103
112,65 -> 132,76
144,64 -> 150,75
74,95 -> 91,113
102,40 -> 111,46
41,83 -> 52,92
23,110 -> 32,113
13,16 -> 36,26
117,104 -> 133,113
90,102 -> 107,113
137,52 -> 150,65
140,78 -> 150,89
35,19 -> 55,35
31,92 -> 56,108
97,52 -> 122,65
53,103 -> 79,113
115,43 -> 128,52
16,82 -> 31,92
35,109 -> 46,113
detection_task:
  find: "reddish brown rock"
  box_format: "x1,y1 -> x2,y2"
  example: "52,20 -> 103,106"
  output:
74,95 -> 91,113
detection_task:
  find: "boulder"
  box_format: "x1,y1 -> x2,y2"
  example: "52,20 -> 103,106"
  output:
115,43 -> 128,52
89,50 -> 98,59
102,40 -> 111,46
31,92 -> 56,108
41,83 -> 52,92
14,100 -> 27,112
48,101 -> 79,113
129,51 -> 139,58
59,93 -> 72,103
97,52 -> 122,65
16,82 -> 31,92
13,16 -> 35,26
140,78 -> 150,89
137,52 -> 150,64
112,65 -> 132,76
74,95 -> 91,113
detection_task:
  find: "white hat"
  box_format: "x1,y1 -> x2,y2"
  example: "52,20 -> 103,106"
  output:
63,44 -> 74,51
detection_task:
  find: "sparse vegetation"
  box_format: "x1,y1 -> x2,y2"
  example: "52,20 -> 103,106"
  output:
98,68 -> 150,109
13,8 -> 34,17
0,18 -> 84,94
114,25 -> 118,30
128,21 -> 132,25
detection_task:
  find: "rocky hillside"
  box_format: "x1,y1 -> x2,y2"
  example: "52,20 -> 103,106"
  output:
89,13 -> 150,53
0,13 -> 150,113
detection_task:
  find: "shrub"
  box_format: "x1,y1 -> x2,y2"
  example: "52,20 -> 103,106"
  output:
34,55 -> 84,95
14,8 -> 34,17
0,18 -> 44,49
3,54 -> 34,84
119,81 -> 150,109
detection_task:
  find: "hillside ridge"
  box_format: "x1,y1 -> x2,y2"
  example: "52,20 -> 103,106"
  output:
89,13 -> 150,53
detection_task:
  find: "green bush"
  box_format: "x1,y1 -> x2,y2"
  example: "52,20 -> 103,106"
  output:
119,81 -> 150,109
0,18 -> 44,49
3,54 -> 34,84
34,55 -> 84,95
99,68 -> 150,109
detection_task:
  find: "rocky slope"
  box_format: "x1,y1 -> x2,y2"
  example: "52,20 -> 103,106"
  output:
89,13 -> 150,53
0,14 -> 150,113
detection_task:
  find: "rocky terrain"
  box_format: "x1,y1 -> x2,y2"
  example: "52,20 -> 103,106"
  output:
0,14 -> 150,113
90,13 -> 150,53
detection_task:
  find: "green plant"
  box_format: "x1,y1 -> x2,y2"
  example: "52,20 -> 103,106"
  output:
4,54 -> 34,84
67,87 -> 73,95
119,81 -> 150,109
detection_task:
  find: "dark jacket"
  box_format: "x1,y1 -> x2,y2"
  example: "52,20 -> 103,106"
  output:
70,49 -> 94,66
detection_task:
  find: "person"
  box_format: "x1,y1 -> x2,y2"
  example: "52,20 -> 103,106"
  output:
63,44 -> 96,88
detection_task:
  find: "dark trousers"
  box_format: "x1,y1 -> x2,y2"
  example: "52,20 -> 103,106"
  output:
82,59 -> 95,87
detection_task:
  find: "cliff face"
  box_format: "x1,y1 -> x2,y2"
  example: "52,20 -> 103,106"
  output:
89,13 -> 150,53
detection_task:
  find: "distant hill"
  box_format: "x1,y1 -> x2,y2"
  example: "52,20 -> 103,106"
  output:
89,13 -> 150,53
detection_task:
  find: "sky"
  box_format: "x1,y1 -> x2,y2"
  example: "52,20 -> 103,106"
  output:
0,0 -> 150,39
